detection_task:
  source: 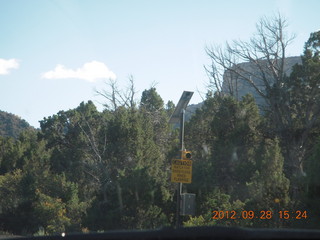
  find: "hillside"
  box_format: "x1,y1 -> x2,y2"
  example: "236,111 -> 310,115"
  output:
0,110 -> 33,138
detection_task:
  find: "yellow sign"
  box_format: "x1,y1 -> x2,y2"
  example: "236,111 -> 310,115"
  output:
171,159 -> 192,183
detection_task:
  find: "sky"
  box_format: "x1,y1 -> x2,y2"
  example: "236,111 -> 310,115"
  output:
0,0 -> 319,128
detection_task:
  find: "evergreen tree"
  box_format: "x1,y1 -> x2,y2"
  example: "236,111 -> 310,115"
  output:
85,89 -> 173,230
0,130 -> 87,235
246,138 -> 290,227
266,31 -> 320,196
186,94 -> 261,200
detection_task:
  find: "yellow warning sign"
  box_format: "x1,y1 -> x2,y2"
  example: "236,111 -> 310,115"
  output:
171,159 -> 192,183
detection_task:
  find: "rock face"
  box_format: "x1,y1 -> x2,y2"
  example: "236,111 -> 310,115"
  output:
221,56 -> 302,107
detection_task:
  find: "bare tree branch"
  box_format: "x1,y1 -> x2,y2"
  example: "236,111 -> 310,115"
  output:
205,14 -> 319,183
96,77 -> 138,110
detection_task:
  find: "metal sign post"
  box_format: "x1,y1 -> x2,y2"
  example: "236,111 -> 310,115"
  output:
169,91 -> 193,228
177,109 -> 185,228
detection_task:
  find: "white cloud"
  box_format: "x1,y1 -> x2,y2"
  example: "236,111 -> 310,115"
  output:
42,61 -> 117,82
0,58 -> 19,75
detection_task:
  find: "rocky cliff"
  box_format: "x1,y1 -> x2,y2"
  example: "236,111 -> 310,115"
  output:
221,56 -> 302,107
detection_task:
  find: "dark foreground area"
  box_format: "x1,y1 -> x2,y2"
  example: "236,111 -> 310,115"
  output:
3,226 -> 320,240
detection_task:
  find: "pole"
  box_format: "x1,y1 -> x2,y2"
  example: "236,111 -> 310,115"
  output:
176,109 -> 185,228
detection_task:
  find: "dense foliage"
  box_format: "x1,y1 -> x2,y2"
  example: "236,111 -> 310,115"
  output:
1,31 -> 320,235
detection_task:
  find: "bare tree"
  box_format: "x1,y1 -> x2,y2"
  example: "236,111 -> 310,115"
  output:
205,14 -> 317,194
206,14 -> 295,98
78,114 -> 124,211
96,76 -> 138,111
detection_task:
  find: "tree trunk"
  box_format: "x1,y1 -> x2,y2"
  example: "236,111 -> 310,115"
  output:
284,139 -> 306,198
116,181 -> 123,212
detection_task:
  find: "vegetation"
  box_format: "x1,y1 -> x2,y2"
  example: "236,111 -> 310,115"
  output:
1,16 -> 320,235
0,110 -> 33,139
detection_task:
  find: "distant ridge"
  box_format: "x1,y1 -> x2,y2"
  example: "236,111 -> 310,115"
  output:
0,110 -> 34,139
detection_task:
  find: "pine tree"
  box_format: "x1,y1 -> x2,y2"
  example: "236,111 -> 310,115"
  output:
246,138 -> 290,227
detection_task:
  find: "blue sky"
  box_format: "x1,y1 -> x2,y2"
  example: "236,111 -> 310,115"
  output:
0,0 -> 319,128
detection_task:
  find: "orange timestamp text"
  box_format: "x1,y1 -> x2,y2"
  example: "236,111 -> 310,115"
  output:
211,210 -> 307,220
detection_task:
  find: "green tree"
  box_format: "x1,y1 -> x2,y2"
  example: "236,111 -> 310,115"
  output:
33,190 -> 70,235
246,138 -> 290,227
184,189 -> 246,227
140,87 -> 164,112
184,94 -> 219,199
279,31 -> 320,179
204,15 -> 320,196
186,94 -> 262,200
84,88 -> 173,230
303,138 -> 320,228
0,129 -> 87,235
260,31 -> 320,200
39,101 -> 109,203
32,175 -> 88,235
0,136 -> 21,174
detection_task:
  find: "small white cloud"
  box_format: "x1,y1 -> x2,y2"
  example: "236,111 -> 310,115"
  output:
42,61 -> 117,82
0,58 -> 19,75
